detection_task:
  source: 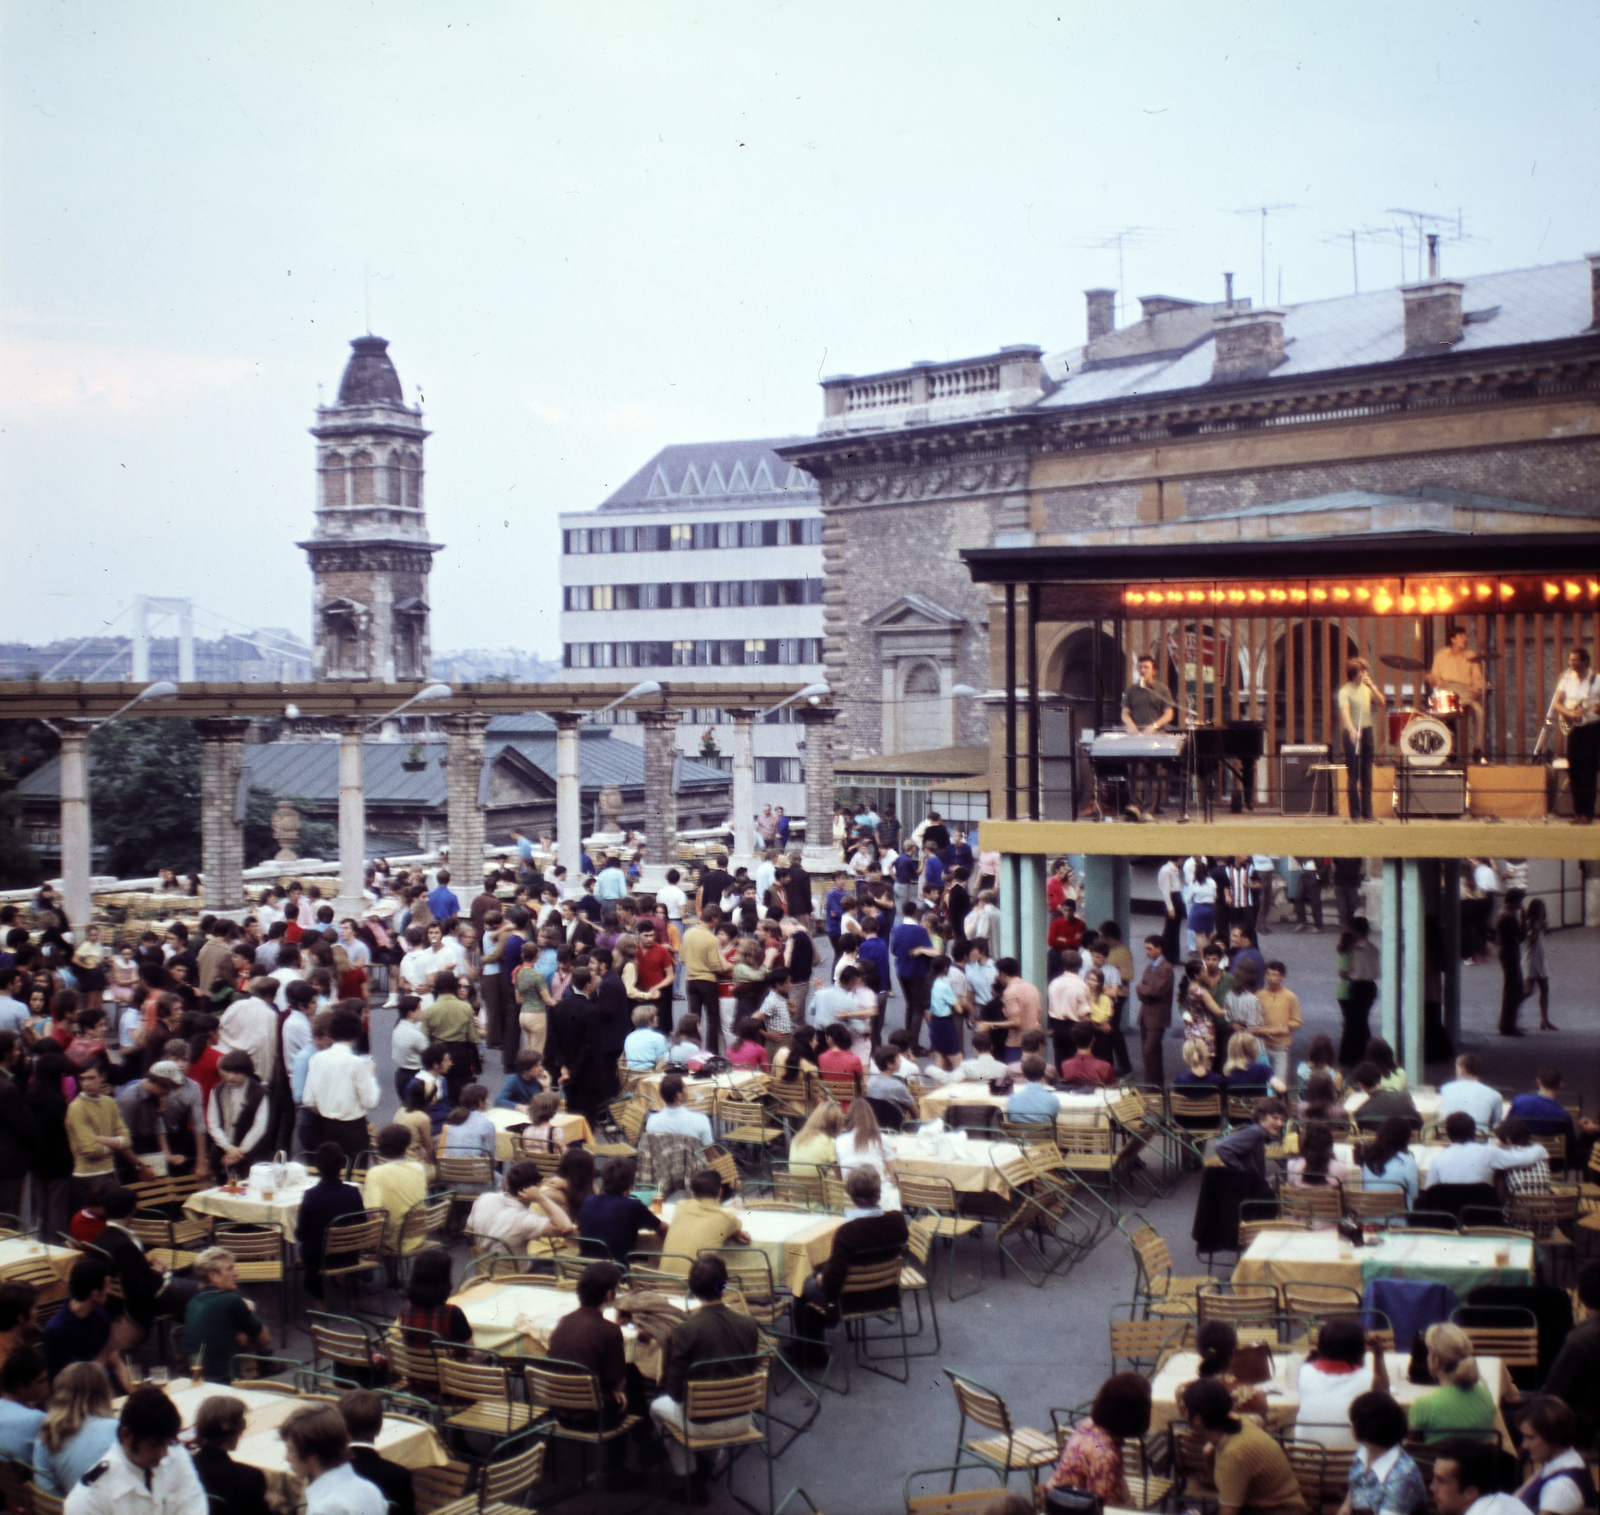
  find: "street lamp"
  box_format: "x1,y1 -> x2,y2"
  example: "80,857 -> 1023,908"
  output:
759,682 -> 831,719
951,684 -> 983,699
104,680 -> 179,724
580,679 -> 662,724
364,682 -> 453,730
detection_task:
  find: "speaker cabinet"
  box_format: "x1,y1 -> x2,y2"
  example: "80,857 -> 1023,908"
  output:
1280,745 -> 1333,816
1397,767 -> 1467,818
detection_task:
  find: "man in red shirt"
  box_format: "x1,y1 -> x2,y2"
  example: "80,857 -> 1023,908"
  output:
282,902 -> 304,945
1057,1023 -> 1116,1087
634,921 -> 677,1032
1045,860 -> 1072,914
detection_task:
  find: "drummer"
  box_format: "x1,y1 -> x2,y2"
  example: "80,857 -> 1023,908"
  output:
1426,623 -> 1486,758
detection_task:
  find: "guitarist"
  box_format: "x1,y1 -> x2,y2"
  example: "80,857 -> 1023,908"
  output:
1554,645 -> 1600,825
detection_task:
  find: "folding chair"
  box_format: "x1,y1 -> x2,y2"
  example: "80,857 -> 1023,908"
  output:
943,1369 -> 1057,1492
436,1352 -> 533,1440
306,1310 -> 385,1385
986,1151 -> 1078,1287
659,1357 -> 774,1515
523,1358 -> 642,1511
897,1172 -> 984,1300
212,1222 -> 290,1344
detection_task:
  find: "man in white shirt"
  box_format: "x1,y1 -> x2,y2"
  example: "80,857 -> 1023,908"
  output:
594,856 -> 629,902
337,920 -> 371,967
65,1386 -> 207,1515
960,940 -> 997,1010
1438,1053 -> 1503,1131
643,1074 -> 714,1145
219,982 -> 279,1086
655,870 -> 687,924
950,1030 -> 1009,1083
753,852 -> 777,905
1553,644 -> 1600,825
1424,1111 -> 1540,1188
464,1160 -> 576,1248
278,1403 -> 388,1515
301,1007 -> 380,1159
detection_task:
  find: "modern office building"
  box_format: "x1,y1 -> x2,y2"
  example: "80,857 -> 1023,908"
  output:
559,438 -> 825,820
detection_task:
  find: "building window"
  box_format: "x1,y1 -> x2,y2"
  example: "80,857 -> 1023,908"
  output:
592,585 -> 615,611
755,757 -> 803,784
672,640 -> 695,667
744,639 -> 767,666
670,524 -> 693,550
564,530 -> 589,555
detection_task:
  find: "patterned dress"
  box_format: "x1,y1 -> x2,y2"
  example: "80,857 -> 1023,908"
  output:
1047,1421 -> 1128,1505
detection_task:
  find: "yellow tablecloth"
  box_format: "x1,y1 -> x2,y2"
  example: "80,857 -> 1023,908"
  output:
488,1107 -> 594,1161
184,1180 -> 311,1231
916,1081 -> 1124,1125
447,1275 -> 640,1360
638,1069 -> 763,1110
1234,1229 -> 1534,1294
0,1236 -> 77,1284
883,1133 -> 1023,1196
658,1203 -> 843,1294
1149,1350 -> 1506,1438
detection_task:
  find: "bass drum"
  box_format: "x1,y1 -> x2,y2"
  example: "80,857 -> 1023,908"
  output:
1397,714 -> 1453,767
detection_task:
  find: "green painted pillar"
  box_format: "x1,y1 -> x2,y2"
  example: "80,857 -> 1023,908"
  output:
1401,860 -> 1426,1089
1380,858 -> 1401,1050
1001,854 -> 1022,963
1441,859 -> 1462,1050
1019,854 -> 1049,991
1081,855 -> 1131,947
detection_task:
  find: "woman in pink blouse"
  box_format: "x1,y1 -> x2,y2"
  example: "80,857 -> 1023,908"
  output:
1047,1373 -> 1153,1504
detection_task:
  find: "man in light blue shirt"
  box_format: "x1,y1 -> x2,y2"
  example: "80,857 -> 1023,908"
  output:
0,1346 -> 48,1465
809,980 -> 855,1033
644,1074 -> 714,1144
624,1007 -> 671,1070
1005,1054 -> 1060,1123
1439,1053 -> 1504,1131
595,856 -> 629,902
291,1022 -> 332,1152
0,970 -> 28,1037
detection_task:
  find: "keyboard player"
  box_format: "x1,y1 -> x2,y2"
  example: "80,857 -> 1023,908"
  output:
1121,654 -> 1177,817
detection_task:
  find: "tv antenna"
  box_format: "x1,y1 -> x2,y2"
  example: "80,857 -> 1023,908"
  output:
1383,207 -> 1482,281
1231,204 -> 1298,308
1071,226 -> 1164,326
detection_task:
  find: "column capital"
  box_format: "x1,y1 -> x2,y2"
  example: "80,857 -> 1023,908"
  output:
723,707 -> 762,724
441,712 -> 490,736
795,704 -> 840,727
193,716 -> 252,741
551,711 -> 585,731
334,715 -> 369,737
58,718 -> 96,741
635,708 -> 678,729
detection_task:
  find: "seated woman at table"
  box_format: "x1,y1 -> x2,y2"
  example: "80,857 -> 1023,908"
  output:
31,1362 -> 117,1496
436,1083 -> 496,1161
520,1090 -> 570,1153
1286,1123 -> 1349,1217
190,1394 -> 271,1515
1045,1371 -> 1152,1506
396,1248 -> 472,1345
726,1017 -> 770,1071
466,1159 -> 575,1255
1173,1038 -> 1226,1107
1339,1390 -> 1427,1515
1297,1034 -> 1344,1098
1184,1320 -> 1270,1422
1515,1394 -> 1596,1515
1357,1117 -> 1419,1208
771,1025 -> 821,1085
817,1023 -> 864,1078
1364,1038 -> 1407,1092
1408,1324 -> 1496,1443
1222,1033 -> 1278,1099
835,1095 -> 899,1209
789,1101 -> 842,1174
543,1146 -> 597,1224
1297,1071 -> 1350,1129
1296,1319 -> 1388,1450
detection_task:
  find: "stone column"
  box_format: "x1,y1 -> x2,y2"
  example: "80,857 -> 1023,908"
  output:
726,708 -> 758,868
796,704 -> 839,869
1380,857 -> 1401,1050
1081,855 -> 1131,950
1440,858 -> 1462,1049
443,713 -> 490,888
333,718 -> 368,917
553,713 -> 583,879
1401,859 -> 1426,1090
195,718 -> 251,912
1018,853 -> 1048,991
58,720 -> 95,931
637,710 -> 679,865
1000,855 -> 1022,963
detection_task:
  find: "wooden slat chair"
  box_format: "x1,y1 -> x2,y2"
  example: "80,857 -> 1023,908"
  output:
591,1094 -> 648,1159
943,1369 -> 1058,1491
623,1254 -> 696,1297
900,1467 -> 1010,1515
436,1353 -> 533,1439
715,1093 -> 786,1175
898,1173 -> 985,1300
1344,1187 -> 1407,1224
1280,1439 -> 1333,1515
524,1358 -> 642,1506
317,1210 -> 390,1313
999,1117 -> 1057,1148
25,1484 -> 61,1515
987,1153 -> 1077,1288
1109,1305 -> 1192,1377
1195,1282 -> 1281,1344
0,1458 -> 31,1512
1280,1184 -> 1345,1228
386,1328 -> 448,1400
1169,1422 -> 1221,1509
1168,1089 -> 1226,1143
0,1252 -> 68,1309
213,1222 -> 290,1344
383,1193 -> 453,1279
434,1156 -> 495,1226
412,1460 -> 474,1514
1508,1191 -> 1579,1281
1282,1281 -> 1363,1325
348,1148 -> 380,1186
143,1175 -> 215,1250
306,1310 -> 384,1385
122,1208 -> 197,1274
820,1172 -> 850,1213
833,1253 -> 916,1389
659,1359 -> 774,1515
754,1161 -> 829,1211
1532,1132 -> 1567,1173
431,1429 -> 546,1515
1451,1304 -> 1541,1374
229,1354 -> 302,1391
514,1141 -> 566,1180
1125,1220 -> 1210,1318
899,1218 -> 942,1357
816,1071 -> 861,1115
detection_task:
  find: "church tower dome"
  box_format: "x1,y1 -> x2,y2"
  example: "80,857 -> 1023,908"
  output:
300,336 -> 443,682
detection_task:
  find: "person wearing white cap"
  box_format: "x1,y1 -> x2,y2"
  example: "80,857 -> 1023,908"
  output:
113,1062 -> 186,1180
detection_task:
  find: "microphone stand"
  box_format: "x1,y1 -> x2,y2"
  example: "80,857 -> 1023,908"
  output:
1531,686 -> 1563,762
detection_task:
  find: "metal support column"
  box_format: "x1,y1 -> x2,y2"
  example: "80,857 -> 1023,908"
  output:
58,720 -> 94,929
1000,855 -> 1022,963
1026,582 -> 1040,821
1380,857 -> 1401,1050
1004,585 -> 1017,819
1441,858 -> 1462,1050
1401,859 -> 1426,1088
1019,853 -> 1048,991
553,712 -> 583,878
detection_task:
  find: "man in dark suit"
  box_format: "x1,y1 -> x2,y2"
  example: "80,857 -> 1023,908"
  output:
1134,935 -> 1175,1087
546,969 -> 604,1121
817,1166 -> 910,1317
591,955 -> 633,1108
95,1186 -> 200,1336
339,1390 -> 415,1515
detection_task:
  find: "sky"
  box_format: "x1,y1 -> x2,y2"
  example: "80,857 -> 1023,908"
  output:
4,1 -> 1597,660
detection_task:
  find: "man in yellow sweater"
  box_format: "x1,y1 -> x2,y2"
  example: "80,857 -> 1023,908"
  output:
679,906 -> 728,1055
65,1065 -> 134,1208
1255,960 -> 1304,1086
360,1123 -> 427,1258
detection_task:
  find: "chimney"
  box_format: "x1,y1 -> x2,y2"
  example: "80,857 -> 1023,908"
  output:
1224,271 -> 1234,306
1401,279 -> 1464,354
1426,233 -> 1440,279
1588,251 -> 1600,328
1085,288 -> 1116,343
1211,307 -> 1287,383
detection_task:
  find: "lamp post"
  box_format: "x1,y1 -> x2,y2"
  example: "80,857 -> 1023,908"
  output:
59,681 -> 180,929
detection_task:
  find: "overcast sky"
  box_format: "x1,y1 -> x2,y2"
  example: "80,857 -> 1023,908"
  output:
4,2 -> 1596,660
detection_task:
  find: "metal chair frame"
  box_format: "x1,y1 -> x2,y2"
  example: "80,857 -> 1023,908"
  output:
523,1356 -> 643,1514
664,1354 -> 775,1515
942,1369 -> 1058,1492
897,1172 -> 984,1301
212,1221 -> 290,1344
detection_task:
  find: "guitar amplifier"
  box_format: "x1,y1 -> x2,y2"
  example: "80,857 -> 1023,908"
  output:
1398,768 -> 1468,818
1280,745 -> 1332,816
1549,758 -> 1574,817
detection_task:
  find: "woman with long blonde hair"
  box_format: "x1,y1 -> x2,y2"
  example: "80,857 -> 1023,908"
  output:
789,1100 -> 842,1172
1409,1323 -> 1495,1441
33,1362 -> 117,1495
836,1094 -> 900,1201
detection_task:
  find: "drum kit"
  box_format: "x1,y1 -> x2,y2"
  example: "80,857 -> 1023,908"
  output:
1380,651 -> 1495,764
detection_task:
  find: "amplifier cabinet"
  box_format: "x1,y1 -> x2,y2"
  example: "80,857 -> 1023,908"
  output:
1280,745 -> 1333,817
1397,768 -> 1467,818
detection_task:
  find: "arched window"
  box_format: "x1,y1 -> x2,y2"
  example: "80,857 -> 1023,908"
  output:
350,450 -> 376,505
384,449 -> 404,505
403,450 -> 423,510
321,453 -> 347,508
901,662 -> 943,753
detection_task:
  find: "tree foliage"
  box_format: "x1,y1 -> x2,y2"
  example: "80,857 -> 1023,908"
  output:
89,718 -> 203,877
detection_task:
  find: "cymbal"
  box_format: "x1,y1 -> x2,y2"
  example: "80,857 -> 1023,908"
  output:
1380,653 -> 1428,672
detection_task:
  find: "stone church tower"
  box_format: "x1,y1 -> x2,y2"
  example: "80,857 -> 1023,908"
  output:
301,336 -> 441,682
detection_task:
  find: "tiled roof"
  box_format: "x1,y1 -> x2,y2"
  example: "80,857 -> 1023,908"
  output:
598,438 -> 819,511
1036,259 -> 1593,411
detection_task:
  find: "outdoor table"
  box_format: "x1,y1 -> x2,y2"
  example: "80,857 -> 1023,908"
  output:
0,1236 -> 77,1285
657,1202 -> 843,1295
916,1081 -> 1125,1125
183,1178 -> 313,1231
883,1131 -> 1024,1197
148,1381 -> 445,1509
488,1106 -> 594,1161
1233,1229 -> 1534,1295
1149,1349 -> 1508,1440
637,1068 -> 764,1110
447,1274 -> 640,1360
